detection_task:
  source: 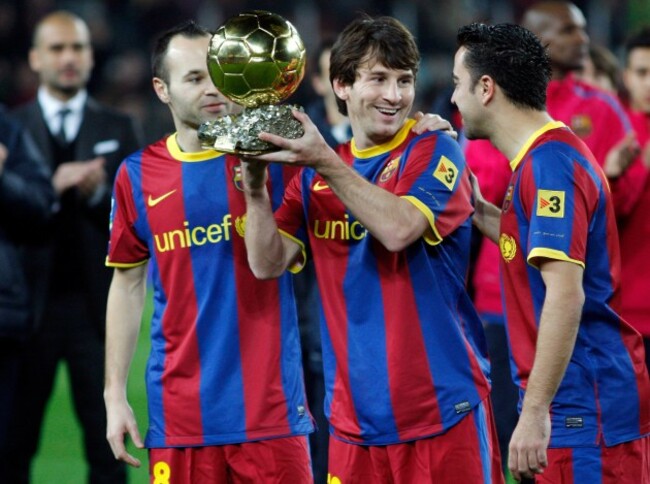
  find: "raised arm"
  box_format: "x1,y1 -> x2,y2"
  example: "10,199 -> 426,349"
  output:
241,160 -> 302,279
104,264 -> 148,468
254,110 -> 430,252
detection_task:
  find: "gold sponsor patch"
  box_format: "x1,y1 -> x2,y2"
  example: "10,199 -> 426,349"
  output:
235,214 -> 246,237
433,156 -> 458,190
499,233 -> 517,262
536,190 -> 565,218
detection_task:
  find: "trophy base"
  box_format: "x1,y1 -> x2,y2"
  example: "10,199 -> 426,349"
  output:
198,104 -> 304,155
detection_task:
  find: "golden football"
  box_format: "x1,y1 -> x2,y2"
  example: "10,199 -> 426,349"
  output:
207,10 -> 306,108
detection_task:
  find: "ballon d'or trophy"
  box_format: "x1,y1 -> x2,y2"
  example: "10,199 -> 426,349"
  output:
199,10 -> 306,155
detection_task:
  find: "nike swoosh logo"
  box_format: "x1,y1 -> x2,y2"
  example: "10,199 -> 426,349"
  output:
313,181 -> 329,192
147,189 -> 177,207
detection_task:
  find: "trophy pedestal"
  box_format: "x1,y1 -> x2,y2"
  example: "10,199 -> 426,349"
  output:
199,105 -> 304,155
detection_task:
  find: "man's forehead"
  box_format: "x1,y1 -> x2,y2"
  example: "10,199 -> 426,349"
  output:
453,48 -> 467,71
540,6 -> 585,34
629,48 -> 650,65
357,60 -> 413,76
36,21 -> 89,46
166,36 -> 209,70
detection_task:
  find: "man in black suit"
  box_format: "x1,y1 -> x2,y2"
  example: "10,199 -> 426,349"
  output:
0,107 -> 54,463
8,11 -> 143,483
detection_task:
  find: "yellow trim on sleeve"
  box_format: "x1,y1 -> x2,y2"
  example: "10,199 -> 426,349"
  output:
510,121 -> 566,171
401,195 -> 443,246
527,248 -> 585,269
105,257 -> 149,269
351,119 -> 417,158
278,229 -> 307,274
166,134 -> 225,162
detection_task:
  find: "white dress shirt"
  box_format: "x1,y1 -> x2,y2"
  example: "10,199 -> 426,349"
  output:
38,87 -> 87,143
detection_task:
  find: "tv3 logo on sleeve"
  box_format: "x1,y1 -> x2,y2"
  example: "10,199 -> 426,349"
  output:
433,156 -> 458,190
537,189 -> 565,218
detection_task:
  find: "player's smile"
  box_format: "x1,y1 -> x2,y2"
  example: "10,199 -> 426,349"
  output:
376,106 -> 399,116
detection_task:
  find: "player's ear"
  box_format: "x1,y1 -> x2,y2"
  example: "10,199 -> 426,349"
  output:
153,77 -> 170,103
480,75 -> 495,105
332,78 -> 349,101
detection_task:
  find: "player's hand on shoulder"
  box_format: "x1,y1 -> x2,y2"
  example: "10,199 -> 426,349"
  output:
411,111 -> 458,139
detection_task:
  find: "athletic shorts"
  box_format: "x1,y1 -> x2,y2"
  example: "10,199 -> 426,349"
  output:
535,435 -> 650,483
148,435 -> 312,484
327,398 -> 504,483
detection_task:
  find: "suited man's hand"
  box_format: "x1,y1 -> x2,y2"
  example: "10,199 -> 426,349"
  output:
52,157 -> 106,197
0,142 -> 7,176
77,157 -> 107,198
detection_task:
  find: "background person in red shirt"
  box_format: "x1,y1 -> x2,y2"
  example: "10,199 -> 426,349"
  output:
617,27 -> 650,373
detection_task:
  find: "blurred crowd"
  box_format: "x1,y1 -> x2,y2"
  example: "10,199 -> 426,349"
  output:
1,1 -> 649,482
0,0 -> 645,143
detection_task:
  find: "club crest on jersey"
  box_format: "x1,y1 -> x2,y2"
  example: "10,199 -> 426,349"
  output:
233,165 -> 243,191
537,189 -> 565,218
499,233 -> 517,262
234,214 -> 246,237
570,114 -> 592,138
379,156 -> 400,183
433,156 -> 458,190
502,184 -> 514,211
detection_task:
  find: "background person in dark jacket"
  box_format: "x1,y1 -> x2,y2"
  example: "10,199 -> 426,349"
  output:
0,106 -> 54,460
7,11 -> 143,484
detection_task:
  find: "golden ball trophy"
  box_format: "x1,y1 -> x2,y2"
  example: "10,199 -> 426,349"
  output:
199,10 -> 307,155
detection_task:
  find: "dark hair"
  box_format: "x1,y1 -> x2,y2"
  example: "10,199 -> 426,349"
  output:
625,27 -> 650,64
151,20 -> 211,82
329,15 -> 420,115
457,23 -> 551,111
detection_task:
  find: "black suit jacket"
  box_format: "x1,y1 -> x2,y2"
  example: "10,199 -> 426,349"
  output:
12,97 -> 144,334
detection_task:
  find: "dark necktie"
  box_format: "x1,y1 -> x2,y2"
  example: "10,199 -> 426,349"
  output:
55,108 -> 71,146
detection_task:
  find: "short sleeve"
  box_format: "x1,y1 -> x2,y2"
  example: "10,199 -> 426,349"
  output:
106,163 -> 149,267
274,168 -> 309,272
398,132 -> 474,244
520,144 -> 597,269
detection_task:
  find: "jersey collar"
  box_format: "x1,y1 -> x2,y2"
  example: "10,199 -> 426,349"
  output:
351,119 -> 416,159
510,120 -> 566,171
167,133 -> 224,162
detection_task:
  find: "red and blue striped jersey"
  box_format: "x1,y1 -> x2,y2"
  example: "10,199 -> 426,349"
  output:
275,120 -> 492,445
500,121 -> 650,447
465,74 -> 635,322
107,135 -> 313,447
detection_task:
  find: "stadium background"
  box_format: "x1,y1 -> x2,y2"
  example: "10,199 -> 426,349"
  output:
2,0 -> 646,482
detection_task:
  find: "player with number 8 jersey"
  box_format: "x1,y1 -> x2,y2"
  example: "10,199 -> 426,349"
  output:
107,135 -> 312,447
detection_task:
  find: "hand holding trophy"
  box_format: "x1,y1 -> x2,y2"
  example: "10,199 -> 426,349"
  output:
199,10 -> 306,155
